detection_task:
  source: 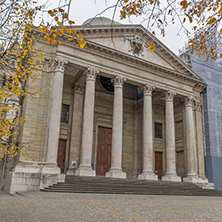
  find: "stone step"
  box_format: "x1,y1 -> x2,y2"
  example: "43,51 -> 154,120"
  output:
42,189 -> 222,196
41,176 -> 222,196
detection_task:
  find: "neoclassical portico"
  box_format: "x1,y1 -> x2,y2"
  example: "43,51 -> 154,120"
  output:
41,53 -> 205,185
6,19 -> 210,194
45,59 -> 202,182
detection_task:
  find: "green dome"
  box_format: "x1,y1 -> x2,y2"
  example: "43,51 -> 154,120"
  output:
82,17 -> 121,26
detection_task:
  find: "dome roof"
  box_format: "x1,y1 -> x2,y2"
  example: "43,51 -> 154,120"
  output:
82,17 -> 121,26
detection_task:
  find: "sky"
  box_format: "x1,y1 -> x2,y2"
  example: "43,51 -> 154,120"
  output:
42,0 -> 191,55
69,0 -> 190,55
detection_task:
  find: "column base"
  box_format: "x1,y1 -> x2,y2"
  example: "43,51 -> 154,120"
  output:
41,163 -> 61,174
138,171 -> 158,181
196,178 -> 214,189
184,176 -> 214,189
183,174 -> 198,183
76,165 -> 96,177
40,164 -> 65,190
105,168 -> 126,179
162,174 -> 181,182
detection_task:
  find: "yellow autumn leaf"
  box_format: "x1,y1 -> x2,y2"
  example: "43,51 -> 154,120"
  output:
207,17 -> 216,25
79,39 -> 86,48
148,43 -> 155,52
219,3 -> 222,14
180,1 -> 188,9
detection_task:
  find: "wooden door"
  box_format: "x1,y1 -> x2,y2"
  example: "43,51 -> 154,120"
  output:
155,152 -> 163,180
96,127 -> 112,176
57,139 -> 67,173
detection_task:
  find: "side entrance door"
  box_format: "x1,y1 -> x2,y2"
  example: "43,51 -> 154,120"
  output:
57,139 -> 67,173
155,152 -> 163,180
96,126 -> 112,176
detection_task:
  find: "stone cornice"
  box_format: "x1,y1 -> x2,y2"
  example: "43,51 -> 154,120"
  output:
57,51 -> 197,97
32,27 -> 203,87
80,43 -> 203,88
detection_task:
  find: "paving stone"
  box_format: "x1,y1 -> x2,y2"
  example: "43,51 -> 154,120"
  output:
1,191 -> 222,222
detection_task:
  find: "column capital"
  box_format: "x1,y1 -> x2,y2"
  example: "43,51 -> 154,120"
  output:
85,67 -> 99,82
112,75 -> 127,88
185,96 -> 194,107
165,90 -> 176,101
194,101 -> 202,111
55,57 -> 68,72
74,83 -> 85,93
143,84 -> 155,96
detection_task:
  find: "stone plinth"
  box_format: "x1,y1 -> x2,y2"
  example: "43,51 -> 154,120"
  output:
75,166 -> 96,177
162,174 -> 181,182
105,168 -> 126,179
138,172 -> 158,180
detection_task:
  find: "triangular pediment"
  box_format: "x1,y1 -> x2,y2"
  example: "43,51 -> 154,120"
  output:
75,24 -> 202,81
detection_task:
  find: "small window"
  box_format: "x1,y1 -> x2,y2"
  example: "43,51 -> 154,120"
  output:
99,76 -> 114,93
155,122 -> 162,139
61,104 -> 69,123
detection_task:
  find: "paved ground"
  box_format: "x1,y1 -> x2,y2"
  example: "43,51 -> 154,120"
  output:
1,191 -> 222,222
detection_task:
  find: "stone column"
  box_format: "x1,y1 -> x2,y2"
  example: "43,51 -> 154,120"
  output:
67,84 -> 84,175
43,57 -> 68,174
194,101 -> 206,179
76,67 -> 99,177
106,75 -> 126,178
162,91 -> 181,182
138,84 -> 158,180
132,102 -> 141,178
184,96 -> 198,183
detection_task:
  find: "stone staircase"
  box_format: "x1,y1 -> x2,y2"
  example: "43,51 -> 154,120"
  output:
41,176 -> 222,196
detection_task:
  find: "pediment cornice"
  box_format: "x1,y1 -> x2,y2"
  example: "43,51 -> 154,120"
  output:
32,26 -> 206,92
77,36 -> 204,88
74,24 -> 202,80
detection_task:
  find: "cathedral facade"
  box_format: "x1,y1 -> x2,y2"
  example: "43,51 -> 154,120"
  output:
2,18 -> 210,193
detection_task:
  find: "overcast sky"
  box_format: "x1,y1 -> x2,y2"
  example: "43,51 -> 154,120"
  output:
45,0 -> 191,55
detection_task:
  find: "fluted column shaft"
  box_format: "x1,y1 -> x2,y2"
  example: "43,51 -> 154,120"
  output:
106,75 -> 126,178
77,67 -> 99,176
46,58 -> 67,165
185,96 -> 197,178
162,91 -> 181,182
138,84 -> 157,180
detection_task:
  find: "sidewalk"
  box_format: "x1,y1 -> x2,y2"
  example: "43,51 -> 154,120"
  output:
1,191 -> 222,222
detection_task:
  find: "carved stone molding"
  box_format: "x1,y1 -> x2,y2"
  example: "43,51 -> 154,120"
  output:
74,83 -> 85,93
165,90 -> 176,101
55,57 -> 68,72
85,66 -> 99,81
143,84 -> 155,96
185,96 -> 194,107
194,101 -> 202,111
112,75 -> 127,88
